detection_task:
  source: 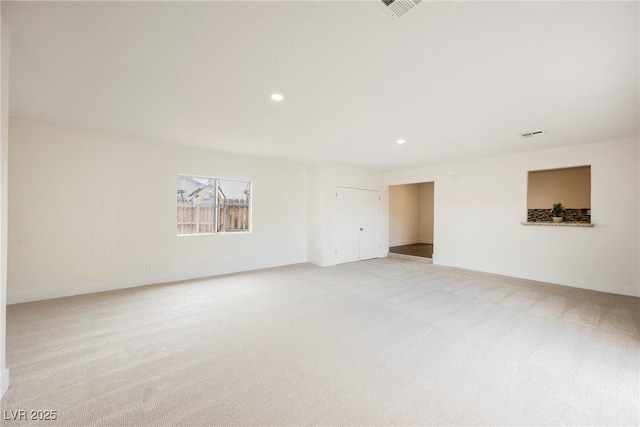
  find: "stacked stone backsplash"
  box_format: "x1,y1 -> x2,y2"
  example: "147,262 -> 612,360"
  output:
527,208 -> 591,223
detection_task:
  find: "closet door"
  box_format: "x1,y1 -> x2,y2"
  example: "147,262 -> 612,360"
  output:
335,187 -> 360,264
358,189 -> 381,260
335,187 -> 381,264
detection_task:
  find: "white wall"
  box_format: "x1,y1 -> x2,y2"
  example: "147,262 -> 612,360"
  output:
388,184 -> 419,246
0,16 -> 11,399
386,138 -> 640,297
418,182 -> 434,244
307,162 -> 386,266
8,119 -> 308,303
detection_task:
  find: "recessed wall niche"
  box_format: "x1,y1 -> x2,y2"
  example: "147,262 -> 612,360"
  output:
527,166 -> 591,223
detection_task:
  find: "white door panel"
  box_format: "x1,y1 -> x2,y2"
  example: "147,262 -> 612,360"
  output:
335,187 -> 359,264
359,190 -> 380,260
335,187 -> 380,264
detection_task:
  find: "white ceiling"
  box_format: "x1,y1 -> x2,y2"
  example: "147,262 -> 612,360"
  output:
2,1 -> 638,171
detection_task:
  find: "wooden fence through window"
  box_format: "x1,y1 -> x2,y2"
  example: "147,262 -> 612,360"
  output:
177,200 -> 249,234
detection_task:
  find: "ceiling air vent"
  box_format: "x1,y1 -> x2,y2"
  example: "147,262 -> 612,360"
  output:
521,130 -> 545,139
379,0 -> 423,19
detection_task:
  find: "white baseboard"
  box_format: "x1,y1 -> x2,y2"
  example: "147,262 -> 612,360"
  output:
389,239 -> 420,247
389,239 -> 433,247
7,260 -> 307,304
1,369 -> 9,399
433,258 -> 640,298
8,279 -> 159,305
387,252 -> 433,264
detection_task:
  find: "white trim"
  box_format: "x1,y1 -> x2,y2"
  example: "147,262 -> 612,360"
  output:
433,260 -> 640,298
389,239 -> 433,247
177,231 -> 252,237
389,239 -> 420,247
7,262 -> 303,304
335,185 -> 379,192
387,253 -> 433,263
177,174 -> 253,235
391,255 -> 639,298
1,369 -> 8,399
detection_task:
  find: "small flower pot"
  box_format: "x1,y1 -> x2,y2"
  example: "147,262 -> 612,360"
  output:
552,217 -> 563,223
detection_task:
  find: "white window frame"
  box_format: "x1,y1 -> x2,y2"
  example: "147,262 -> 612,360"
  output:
177,174 -> 252,236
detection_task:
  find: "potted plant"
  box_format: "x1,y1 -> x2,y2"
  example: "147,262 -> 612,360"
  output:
551,203 -> 564,223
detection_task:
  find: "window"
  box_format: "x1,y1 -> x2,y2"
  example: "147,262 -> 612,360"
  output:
526,166 -> 591,223
177,175 -> 251,235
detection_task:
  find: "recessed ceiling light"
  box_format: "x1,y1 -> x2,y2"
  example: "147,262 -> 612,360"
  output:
270,93 -> 284,102
397,139 -> 406,144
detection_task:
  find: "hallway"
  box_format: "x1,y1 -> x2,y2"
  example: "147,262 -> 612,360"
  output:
389,243 -> 433,258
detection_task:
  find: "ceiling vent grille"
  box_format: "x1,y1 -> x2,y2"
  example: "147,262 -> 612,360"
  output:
521,130 -> 545,139
379,0 -> 423,19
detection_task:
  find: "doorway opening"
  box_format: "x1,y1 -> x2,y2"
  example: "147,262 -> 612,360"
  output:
388,182 -> 434,260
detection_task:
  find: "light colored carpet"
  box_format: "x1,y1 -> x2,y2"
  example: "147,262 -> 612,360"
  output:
1,258 -> 639,426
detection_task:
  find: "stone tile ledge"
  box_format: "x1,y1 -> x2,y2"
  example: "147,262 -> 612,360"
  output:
521,222 -> 595,227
